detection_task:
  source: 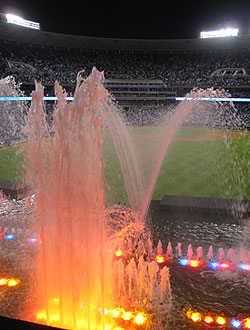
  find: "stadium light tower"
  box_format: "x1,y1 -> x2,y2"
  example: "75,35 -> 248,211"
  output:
5,13 -> 40,30
200,28 -> 238,38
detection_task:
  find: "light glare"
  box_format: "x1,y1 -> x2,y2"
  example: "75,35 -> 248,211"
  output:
6,14 -> 40,30
200,28 -> 238,38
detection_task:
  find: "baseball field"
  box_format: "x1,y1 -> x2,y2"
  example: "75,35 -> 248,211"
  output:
0,126 -> 249,204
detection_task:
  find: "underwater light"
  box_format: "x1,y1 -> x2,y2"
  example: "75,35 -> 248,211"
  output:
203,312 -> 214,324
243,317 -> 250,329
0,278 -> 8,286
134,312 -> 147,325
4,234 -> 15,240
7,278 -> 20,287
216,314 -> 226,326
189,260 -> 200,268
208,261 -> 219,270
190,311 -> 202,323
115,249 -> 123,257
239,264 -> 250,271
154,255 -> 167,264
27,238 -> 38,243
231,318 -> 241,328
111,308 -> 122,318
220,262 -> 231,270
179,258 -> 189,266
0,277 -> 20,287
121,311 -> 133,321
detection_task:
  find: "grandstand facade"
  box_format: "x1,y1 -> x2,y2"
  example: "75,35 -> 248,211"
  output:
0,12 -> 249,129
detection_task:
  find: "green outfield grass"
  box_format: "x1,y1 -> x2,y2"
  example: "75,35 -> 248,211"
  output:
0,127 -> 249,203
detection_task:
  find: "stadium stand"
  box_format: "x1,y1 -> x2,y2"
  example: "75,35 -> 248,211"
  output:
0,12 -> 249,131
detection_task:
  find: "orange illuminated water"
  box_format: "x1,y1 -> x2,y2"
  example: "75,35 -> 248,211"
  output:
23,68 -> 200,329
23,68 -> 163,329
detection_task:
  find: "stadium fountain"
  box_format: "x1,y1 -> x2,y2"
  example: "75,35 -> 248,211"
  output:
0,68 -> 249,330
21,68 -> 175,329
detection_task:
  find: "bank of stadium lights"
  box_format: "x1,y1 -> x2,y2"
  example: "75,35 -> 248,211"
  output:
200,28 -> 238,39
6,14 -> 40,30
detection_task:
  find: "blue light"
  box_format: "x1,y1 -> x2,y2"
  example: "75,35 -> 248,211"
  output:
179,258 -> 189,266
27,238 -> 37,243
4,234 -> 15,240
231,319 -> 241,328
238,263 -> 250,271
208,261 -> 219,270
175,96 -> 250,102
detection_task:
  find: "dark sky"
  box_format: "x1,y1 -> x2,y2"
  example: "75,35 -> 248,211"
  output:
0,0 -> 250,39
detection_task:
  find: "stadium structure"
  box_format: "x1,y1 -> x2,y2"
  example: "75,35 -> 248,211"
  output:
0,12 -> 249,128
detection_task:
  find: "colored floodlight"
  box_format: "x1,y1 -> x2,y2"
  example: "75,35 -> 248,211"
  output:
111,308 -> 122,318
121,311 -> 133,321
219,262 -> 231,270
216,315 -> 226,326
0,278 -> 8,286
115,249 -> 123,257
190,312 -> 202,323
231,318 -> 241,328
154,255 -> 167,264
243,317 -> 250,329
4,234 -> 15,240
179,258 -> 189,266
28,238 -> 38,243
7,278 -> 20,287
189,260 -> 200,268
203,312 -> 214,325
239,264 -> 250,271
134,312 -> 147,325
208,261 -> 219,270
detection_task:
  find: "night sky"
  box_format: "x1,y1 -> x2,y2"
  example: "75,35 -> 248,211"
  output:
1,0 -> 250,39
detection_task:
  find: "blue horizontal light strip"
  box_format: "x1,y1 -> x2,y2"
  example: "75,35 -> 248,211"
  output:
175,96 -> 250,102
0,96 -> 250,102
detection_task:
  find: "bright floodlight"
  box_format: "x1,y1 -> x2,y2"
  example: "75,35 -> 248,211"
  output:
200,28 -> 238,39
6,14 -> 40,30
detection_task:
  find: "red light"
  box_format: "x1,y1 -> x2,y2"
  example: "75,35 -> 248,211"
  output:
154,255 -> 167,264
189,260 -> 200,268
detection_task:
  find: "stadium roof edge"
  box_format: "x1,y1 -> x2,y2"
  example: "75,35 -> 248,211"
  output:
1,14 -> 250,53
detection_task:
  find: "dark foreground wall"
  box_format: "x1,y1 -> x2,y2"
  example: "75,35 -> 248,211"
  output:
0,316 -> 61,330
150,195 -> 250,224
0,180 -> 30,200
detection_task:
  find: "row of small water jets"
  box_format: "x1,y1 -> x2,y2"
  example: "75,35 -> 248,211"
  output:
155,240 -> 250,265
